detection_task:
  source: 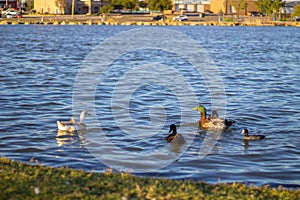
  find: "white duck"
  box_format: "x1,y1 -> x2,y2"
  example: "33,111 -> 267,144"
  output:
57,110 -> 88,132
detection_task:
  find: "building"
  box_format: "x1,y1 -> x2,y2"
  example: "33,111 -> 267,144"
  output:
34,0 -> 104,14
282,0 -> 300,15
0,0 -> 18,9
210,0 -> 258,15
173,0 -> 210,13
76,0 -> 104,14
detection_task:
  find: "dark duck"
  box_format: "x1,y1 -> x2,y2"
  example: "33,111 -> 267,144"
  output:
165,124 -> 185,144
242,129 -> 265,140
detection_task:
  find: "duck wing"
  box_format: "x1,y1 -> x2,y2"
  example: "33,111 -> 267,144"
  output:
171,134 -> 185,144
252,135 -> 265,140
166,133 -> 176,142
209,119 -> 225,129
210,118 -> 234,129
57,121 -> 75,132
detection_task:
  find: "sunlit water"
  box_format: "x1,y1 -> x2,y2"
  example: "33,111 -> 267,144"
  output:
0,25 -> 299,188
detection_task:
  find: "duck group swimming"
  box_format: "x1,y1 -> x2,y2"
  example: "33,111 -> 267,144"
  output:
57,105 -> 265,143
163,104 -> 265,143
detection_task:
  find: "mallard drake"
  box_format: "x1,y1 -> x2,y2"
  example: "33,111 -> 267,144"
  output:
57,110 -> 88,132
165,124 -> 185,144
242,129 -> 265,140
192,105 -> 234,130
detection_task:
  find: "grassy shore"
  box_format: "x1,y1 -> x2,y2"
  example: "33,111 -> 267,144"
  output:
1,157 -> 299,199
0,14 -> 300,26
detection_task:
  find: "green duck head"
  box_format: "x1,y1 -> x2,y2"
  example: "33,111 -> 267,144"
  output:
192,105 -> 206,112
192,105 -> 207,116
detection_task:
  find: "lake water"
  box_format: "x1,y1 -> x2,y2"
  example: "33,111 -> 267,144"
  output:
0,25 -> 299,188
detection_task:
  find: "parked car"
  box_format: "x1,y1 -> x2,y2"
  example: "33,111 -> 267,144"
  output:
151,15 -> 163,21
248,11 -> 263,17
6,14 -> 15,18
6,12 -> 22,18
5,9 -> 18,15
173,15 -> 188,21
203,10 -> 217,16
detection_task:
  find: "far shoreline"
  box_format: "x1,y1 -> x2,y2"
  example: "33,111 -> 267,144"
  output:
1,14 -> 300,27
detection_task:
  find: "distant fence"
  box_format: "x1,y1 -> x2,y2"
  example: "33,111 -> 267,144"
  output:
112,10 -> 150,15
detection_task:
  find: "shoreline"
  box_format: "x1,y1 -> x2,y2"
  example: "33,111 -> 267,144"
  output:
1,14 -> 300,27
1,157 -> 300,199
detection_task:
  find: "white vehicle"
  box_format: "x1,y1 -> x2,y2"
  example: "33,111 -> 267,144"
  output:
173,15 -> 188,21
5,9 -> 18,15
6,14 -> 15,18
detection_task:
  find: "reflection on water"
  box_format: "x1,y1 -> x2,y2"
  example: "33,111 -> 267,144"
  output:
56,131 -> 77,147
0,25 -> 299,187
243,140 -> 250,150
169,142 -> 185,154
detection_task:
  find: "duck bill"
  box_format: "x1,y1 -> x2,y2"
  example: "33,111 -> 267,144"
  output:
192,106 -> 198,111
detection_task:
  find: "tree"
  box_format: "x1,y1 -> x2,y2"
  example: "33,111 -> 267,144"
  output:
110,0 -> 124,10
272,0 -> 285,17
256,0 -> 272,15
256,0 -> 285,16
292,5 -> 300,17
123,0 -> 138,11
55,0 -> 66,14
110,0 -> 138,11
100,5 -> 114,13
139,1 -> 148,9
230,0 -> 248,18
24,0 -> 34,11
148,0 -> 172,13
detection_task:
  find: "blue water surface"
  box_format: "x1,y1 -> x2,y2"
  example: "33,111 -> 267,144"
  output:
0,25 -> 299,188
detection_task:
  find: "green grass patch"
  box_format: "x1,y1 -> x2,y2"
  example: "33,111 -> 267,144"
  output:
1,157 -> 299,199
